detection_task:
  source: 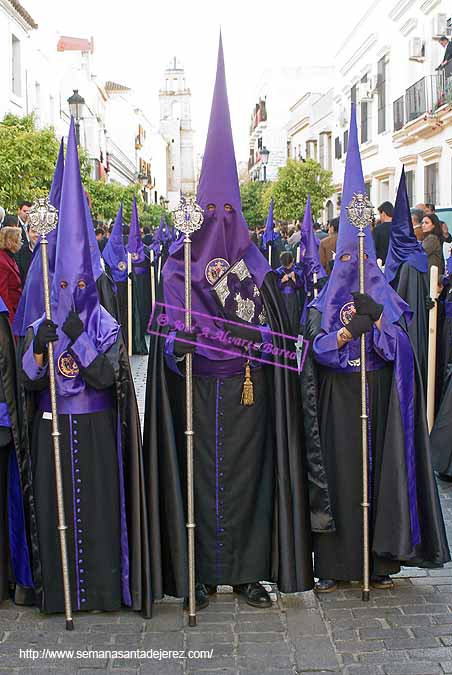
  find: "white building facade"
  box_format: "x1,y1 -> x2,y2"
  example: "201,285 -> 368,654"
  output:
287,88 -> 335,222
331,0 -> 452,214
159,58 -> 196,208
248,66 -> 334,182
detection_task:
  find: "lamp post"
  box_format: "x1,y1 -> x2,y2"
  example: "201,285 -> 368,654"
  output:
261,146 -> 270,182
67,90 -> 85,146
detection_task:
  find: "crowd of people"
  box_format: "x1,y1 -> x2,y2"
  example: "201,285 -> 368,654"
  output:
0,36 -> 451,623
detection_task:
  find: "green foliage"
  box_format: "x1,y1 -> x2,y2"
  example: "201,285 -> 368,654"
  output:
265,159 -> 334,221
0,114 -> 61,211
85,180 -> 169,229
85,180 -> 141,223
0,113 -> 169,230
239,180 -> 268,228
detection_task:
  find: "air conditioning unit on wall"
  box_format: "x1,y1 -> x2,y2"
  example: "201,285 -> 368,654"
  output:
409,37 -> 425,62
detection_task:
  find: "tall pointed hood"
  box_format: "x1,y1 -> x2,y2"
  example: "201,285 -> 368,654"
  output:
196,32 -> 242,213
300,194 -> 326,282
384,167 -> 428,285
127,196 -> 146,273
151,215 -> 168,256
162,33 -> 270,361
49,117 -> 119,396
84,193 -> 104,281
13,138 -> 65,336
102,203 -> 127,282
310,104 -> 410,331
262,198 -> 278,249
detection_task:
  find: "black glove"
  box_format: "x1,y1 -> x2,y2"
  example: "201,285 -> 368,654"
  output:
351,292 -> 383,322
33,320 -> 59,355
347,314 -> 374,340
223,321 -> 260,345
174,330 -> 197,356
62,311 -> 84,342
425,296 -> 436,311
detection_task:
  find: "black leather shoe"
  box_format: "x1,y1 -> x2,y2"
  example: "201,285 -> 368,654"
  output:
371,575 -> 394,589
205,584 -> 217,596
315,579 -> 337,593
233,582 -> 272,608
183,583 -> 209,611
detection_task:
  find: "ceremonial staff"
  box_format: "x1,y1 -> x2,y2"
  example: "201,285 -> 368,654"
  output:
313,271 -> 318,299
427,265 -> 439,432
127,252 -> 133,356
29,198 -> 74,630
171,195 -> 204,627
347,192 -> 373,602
150,248 -> 156,313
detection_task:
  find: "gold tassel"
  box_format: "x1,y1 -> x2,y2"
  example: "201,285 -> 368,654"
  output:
241,360 -> 254,406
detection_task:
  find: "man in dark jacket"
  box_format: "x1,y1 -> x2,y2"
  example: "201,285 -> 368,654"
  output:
372,201 -> 393,263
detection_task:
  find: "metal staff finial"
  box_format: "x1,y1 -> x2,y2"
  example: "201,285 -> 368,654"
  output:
347,191 -> 373,603
171,195 -> 204,627
29,197 -> 74,630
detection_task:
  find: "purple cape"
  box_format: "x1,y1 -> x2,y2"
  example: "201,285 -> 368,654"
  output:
385,167 -> 428,285
46,117 -> 119,398
163,33 -> 270,361
102,204 -> 127,283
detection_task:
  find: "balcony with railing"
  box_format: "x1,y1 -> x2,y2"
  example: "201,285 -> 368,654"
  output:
393,71 -> 452,134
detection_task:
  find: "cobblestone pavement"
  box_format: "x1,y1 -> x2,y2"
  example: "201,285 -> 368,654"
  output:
1,353 -> 452,674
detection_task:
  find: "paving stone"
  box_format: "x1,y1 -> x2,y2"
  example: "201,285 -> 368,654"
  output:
335,639 -> 385,653
359,627 -> 411,640
344,666 -> 384,675
388,615 -> 433,628
384,637 -> 440,650
238,632 -> 285,643
236,655 -> 294,670
400,604 -> 451,615
285,608 -> 327,636
382,664 -> 443,674
293,636 -> 339,670
186,655 -> 234,670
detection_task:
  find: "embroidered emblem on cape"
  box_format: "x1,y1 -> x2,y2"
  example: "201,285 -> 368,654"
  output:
253,285 -> 260,297
339,301 -> 356,326
131,252 -> 139,261
348,358 -> 361,367
235,293 -> 255,323
205,258 -> 230,285
234,259 -> 252,281
57,351 -> 80,379
118,261 -> 127,271
258,308 -> 268,325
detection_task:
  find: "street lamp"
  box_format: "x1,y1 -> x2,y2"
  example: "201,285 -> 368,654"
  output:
67,90 -> 85,145
261,146 -> 270,182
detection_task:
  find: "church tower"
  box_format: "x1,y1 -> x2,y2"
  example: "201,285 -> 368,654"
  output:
159,58 -> 195,207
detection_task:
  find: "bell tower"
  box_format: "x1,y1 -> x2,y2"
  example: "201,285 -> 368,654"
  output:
159,58 -> 195,207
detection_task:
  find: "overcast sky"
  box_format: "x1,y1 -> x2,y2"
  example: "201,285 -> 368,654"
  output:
31,0 -> 372,161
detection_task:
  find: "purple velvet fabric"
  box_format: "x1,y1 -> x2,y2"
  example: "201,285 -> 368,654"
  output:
13,139 -> 64,337
300,195 -> 327,284
310,105 -> 411,333
385,167 -> 428,284
46,118 -> 119,398
262,199 -> 278,249
127,197 -> 146,274
162,34 -> 271,366
102,204 -> 127,282
0,402 -> 11,427
8,451 -> 34,587
276,266 -> 304,294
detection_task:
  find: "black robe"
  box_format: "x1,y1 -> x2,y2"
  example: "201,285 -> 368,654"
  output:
305,308 -> 450,581
391,263 -> 429,394
430,286 -> 452,476
131,267 -> 150,355
0,314 -> 33,604
143,272 -> 314,598
20,328 -> 151,616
